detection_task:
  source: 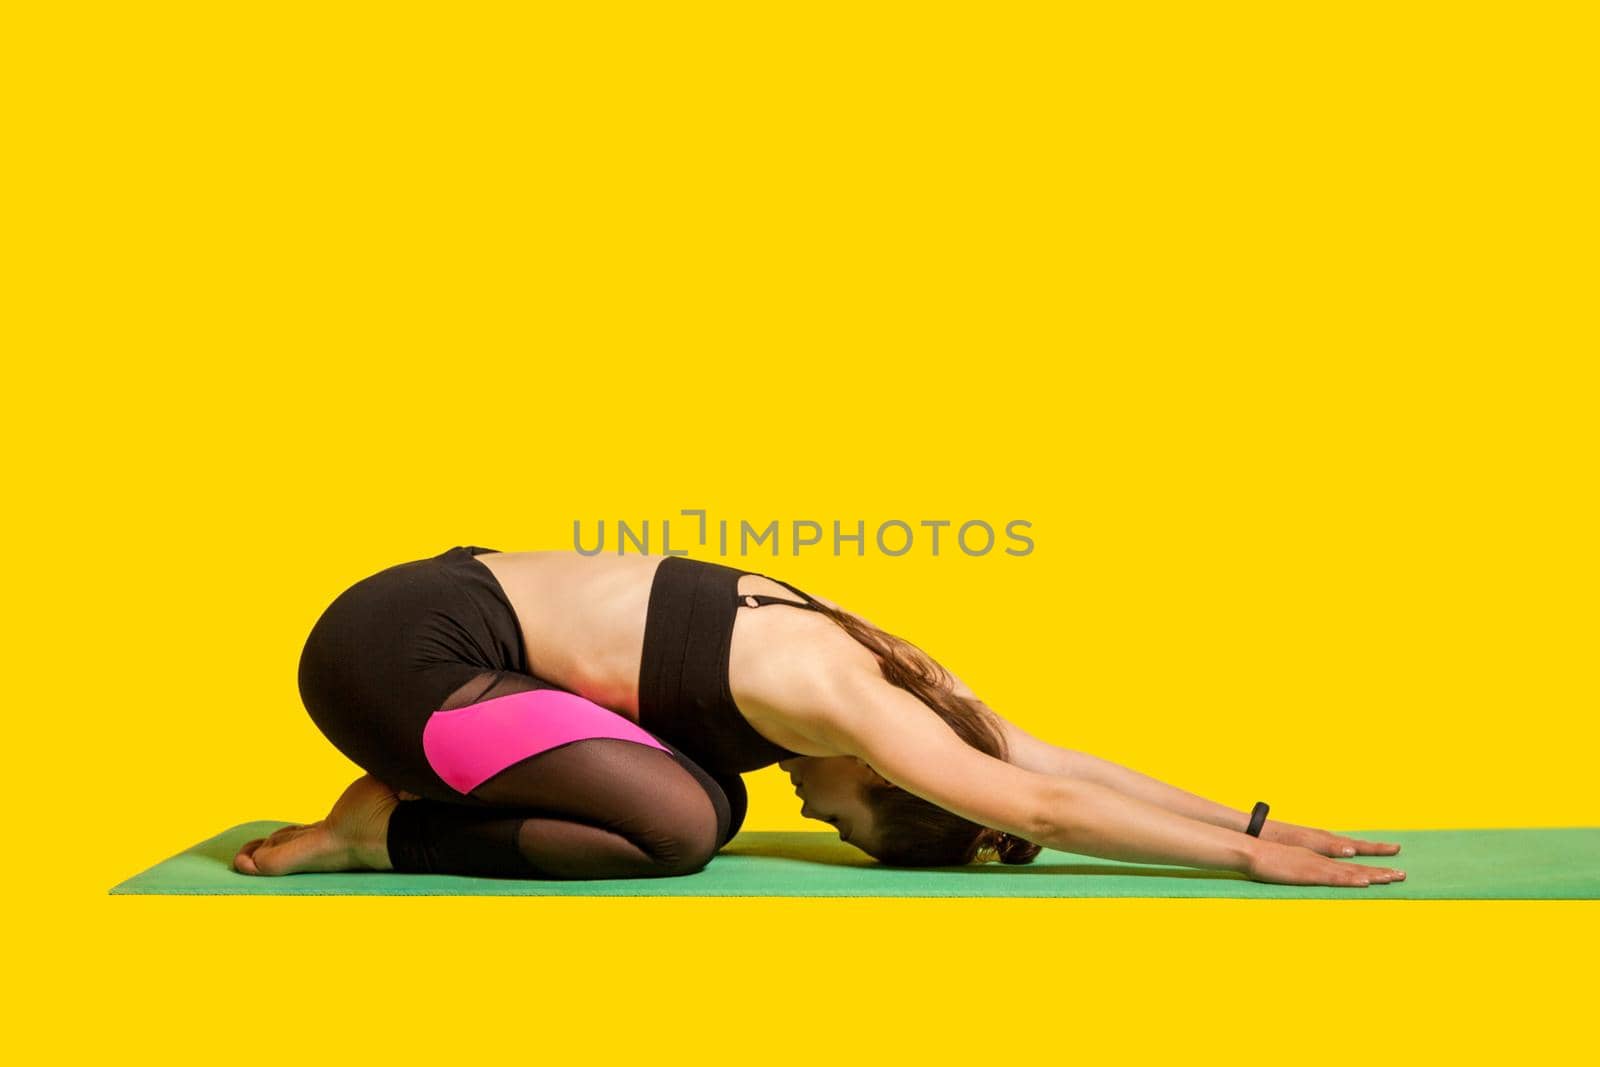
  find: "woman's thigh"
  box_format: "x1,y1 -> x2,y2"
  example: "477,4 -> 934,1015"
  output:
427,669 -> 738,851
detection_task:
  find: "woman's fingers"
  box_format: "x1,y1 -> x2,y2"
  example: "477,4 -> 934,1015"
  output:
1249,843 -> 1407,887
1262,822 -> 1400,858
1333,835 -> 1402,856
1356,838 -> 1402,855
1314,831 -> 1402,857
1325,858 -> 1407,887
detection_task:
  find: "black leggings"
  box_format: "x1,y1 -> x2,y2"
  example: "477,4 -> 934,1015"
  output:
295,546 -> 745,879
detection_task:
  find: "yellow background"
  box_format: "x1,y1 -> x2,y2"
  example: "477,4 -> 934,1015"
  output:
6,2 -> 1594,1062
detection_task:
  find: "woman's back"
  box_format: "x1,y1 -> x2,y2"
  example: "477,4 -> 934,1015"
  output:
472,550 -> 857,751
470,550 -> 664,716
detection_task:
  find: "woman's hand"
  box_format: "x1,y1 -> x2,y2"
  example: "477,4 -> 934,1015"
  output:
1258,818 -> 1402,858
1246,840 -> 1406,887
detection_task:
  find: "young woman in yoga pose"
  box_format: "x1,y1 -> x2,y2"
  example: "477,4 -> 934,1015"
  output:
235,546 -> 1405,886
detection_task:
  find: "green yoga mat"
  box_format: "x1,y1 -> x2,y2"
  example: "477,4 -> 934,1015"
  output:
109,822 -> 1599,898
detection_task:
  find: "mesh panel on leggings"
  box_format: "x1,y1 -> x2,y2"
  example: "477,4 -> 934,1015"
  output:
386,669 -> 737,880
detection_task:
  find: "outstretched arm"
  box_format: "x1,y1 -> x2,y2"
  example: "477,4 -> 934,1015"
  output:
982,704 -> 1259,830
812,596 -> 1313,846
947,676 -> 1402,859
936,669 -> 1255,827
806,593 -> 1397,861
795,667 -> 1404,887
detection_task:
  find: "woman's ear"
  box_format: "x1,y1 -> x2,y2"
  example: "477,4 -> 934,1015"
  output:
859,760 -> 890,787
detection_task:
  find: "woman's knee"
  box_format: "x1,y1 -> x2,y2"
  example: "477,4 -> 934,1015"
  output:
633,792 -> 723,875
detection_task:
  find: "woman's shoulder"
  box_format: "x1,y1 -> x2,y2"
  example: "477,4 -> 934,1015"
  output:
733,608 -> 877,713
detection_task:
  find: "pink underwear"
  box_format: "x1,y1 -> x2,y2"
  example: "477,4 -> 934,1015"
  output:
422,688 -> 671,795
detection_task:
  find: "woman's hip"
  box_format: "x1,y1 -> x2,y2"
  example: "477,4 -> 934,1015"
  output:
295,545 -> 527,779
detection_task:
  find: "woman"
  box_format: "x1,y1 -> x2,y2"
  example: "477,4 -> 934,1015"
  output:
235,545 -> 1406,887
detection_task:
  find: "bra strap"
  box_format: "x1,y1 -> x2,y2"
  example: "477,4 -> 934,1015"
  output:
736,573 -> 824,611
738,593 -> 815,609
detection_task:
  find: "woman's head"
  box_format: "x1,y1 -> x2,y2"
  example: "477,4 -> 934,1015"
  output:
780,754 -> 1040,866
777,597 -> 1043,868
780,755 -> 882,851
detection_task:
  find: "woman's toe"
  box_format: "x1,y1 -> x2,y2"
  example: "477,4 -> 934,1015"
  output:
247,837 -> 295,876
233,838 -> 265,874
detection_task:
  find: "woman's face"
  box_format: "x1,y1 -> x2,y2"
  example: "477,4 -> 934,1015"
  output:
778,755 -> 887,854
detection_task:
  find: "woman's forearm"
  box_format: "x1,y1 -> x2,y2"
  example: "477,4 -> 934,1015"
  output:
974,688 -> 1272,838
1036,776 -> 1262,873
1056,748 -> 1259,833
991,710 -> 1259,833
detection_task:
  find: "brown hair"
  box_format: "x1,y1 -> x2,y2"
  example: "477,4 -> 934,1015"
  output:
804,599 -> 1044,868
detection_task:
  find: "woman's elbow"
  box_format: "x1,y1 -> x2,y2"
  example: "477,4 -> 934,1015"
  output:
1026,776 -> 1081,844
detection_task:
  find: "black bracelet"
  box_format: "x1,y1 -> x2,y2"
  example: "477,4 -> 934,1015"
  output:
1246,801 -> 1270,837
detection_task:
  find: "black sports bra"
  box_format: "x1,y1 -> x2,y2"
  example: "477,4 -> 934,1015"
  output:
635,556 -> 826,776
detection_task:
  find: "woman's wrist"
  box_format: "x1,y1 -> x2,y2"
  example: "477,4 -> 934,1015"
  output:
1232,834 -> 1271,874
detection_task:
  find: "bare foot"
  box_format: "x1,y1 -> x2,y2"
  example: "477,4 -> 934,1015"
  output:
233,774 -> 401,876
